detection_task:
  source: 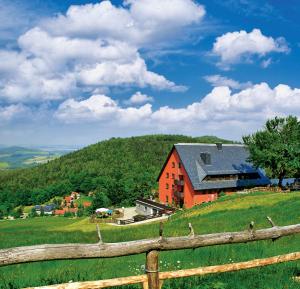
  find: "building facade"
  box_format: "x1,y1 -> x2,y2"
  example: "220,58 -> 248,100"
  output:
158,143 -> 270,209
136,198 -> 175,216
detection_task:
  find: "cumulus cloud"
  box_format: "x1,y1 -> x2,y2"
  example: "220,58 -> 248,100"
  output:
0,104 -> 29,122
0,0 -> 201,103
203,75 -> 253,89
212,29 -> 289,69
78,57 -> 186,91
42,0 -> 205,47
54,82 -> 300,139
55,94 -> 152,125
125,91 -> 153,105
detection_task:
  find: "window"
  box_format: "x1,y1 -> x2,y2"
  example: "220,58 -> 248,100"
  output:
166,196 -> 169,204
178,162 -> 181,168
172,173 -> 175,179
200,153 -> 211,165
172,162 -> 175,168
166,172 -> 169,179
166,183 -> 169,189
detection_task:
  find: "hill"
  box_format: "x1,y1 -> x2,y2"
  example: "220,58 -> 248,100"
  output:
0,146 -> 70,170
0,135 -> 233,210
0,191 -> 299,288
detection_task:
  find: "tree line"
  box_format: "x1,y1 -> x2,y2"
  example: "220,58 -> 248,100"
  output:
0,135 -> 231,215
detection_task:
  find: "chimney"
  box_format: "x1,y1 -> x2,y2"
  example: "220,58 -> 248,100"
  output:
216,143 -> 222,150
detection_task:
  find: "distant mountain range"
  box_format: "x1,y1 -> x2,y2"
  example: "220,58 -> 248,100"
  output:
0,146 -> 78,169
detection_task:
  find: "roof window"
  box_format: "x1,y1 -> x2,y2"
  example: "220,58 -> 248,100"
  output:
200,152 -> 211,165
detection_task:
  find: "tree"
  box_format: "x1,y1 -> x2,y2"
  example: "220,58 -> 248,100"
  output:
90,191 -> 111,214
243,116 -> 300,188
29,208 -> 37,218
12,207 -> 23,219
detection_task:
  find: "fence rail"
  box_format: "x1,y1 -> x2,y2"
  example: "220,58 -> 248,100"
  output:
1,217 -> 300,289
24,251 -> 300,289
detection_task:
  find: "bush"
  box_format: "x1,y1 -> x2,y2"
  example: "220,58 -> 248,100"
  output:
63,211 -> 73,218
29,208 -> 37,218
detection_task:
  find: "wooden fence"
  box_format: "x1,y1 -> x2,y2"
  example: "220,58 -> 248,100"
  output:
1,217 -> 300,289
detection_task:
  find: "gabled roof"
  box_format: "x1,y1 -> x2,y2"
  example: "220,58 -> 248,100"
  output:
159,143 -> 270,190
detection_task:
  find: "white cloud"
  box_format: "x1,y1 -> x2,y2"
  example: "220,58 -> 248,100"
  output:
43,0 -> 205,48
212,29 -> 289,69
203,75 -> 253,89
0,0 -> 200,103
55,94 -> 152,125
125,91 -> 153,105
0,104 -> 29,122
78,57 -> 186,91
261,58 -> 272,68
55,82 -> 300,139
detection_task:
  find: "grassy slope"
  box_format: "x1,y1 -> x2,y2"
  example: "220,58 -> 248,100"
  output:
0,146 -> 64,169
0,191 -> 300,288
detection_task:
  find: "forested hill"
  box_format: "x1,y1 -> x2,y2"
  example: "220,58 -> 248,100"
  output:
0,135 -> 233,209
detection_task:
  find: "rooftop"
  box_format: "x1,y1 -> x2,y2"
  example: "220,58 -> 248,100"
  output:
174,143 -> 270,190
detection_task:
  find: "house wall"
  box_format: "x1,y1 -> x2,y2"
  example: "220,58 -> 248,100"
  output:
193,191 -> 218,205
136,202 -> 161,216
136,203 -> 153,216
158,148 -> 236,209
159,148 -> 186,205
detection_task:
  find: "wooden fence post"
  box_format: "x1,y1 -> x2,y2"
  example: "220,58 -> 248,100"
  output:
145,250 -> 160,289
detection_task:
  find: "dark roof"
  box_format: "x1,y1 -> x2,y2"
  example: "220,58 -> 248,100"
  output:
44,204 -> 56,212
136,198 -> 175,211
174,143 -> 270,190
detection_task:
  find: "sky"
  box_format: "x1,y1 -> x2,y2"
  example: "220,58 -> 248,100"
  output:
0,0 -> 300,146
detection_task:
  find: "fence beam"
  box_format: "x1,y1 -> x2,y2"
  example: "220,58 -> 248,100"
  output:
24,251 -> 300,289
1,222 -> 300,266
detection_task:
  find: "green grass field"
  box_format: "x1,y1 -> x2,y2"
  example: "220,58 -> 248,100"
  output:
0,191 -> 300,288
0,162 -> 9,169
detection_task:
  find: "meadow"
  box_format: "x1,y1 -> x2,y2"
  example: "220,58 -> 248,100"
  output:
0,191 -> 300,289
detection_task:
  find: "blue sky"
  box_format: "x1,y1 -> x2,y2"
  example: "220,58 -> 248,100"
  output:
0,0 -> 299,146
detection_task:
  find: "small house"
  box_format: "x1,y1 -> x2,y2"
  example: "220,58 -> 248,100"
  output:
135,198 -> 175,216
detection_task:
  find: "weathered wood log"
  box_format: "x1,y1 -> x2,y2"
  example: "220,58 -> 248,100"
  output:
1,223 -> 300,267
25,275 -> 148,289
146,250 -> 159,289
159,251 -> 300,280
24,251 -> 300,289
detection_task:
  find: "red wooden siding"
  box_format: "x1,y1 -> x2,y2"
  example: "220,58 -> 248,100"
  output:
158,147 -> 230,209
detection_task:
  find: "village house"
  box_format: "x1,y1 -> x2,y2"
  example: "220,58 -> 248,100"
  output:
136,198 -> 175,216
35,204 -> 56,215
158,143 -> 270,209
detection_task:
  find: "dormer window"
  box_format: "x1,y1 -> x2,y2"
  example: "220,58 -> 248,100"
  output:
200,153 -> 211,165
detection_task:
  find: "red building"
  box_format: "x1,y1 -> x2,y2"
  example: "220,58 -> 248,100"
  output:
158,143 -> 270,209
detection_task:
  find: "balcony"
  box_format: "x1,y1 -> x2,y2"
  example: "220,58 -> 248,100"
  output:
174,191 -> 184,199
174,179 -> 184,186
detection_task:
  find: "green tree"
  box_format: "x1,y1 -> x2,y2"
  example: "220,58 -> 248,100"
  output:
29,208 -> 37,218
40,207 -> 44,217
243,116 -> 300,188
90,191 -> 111,214
12,206 -> 23,219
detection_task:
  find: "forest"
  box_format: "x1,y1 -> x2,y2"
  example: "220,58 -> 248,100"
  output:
0,135 -> 232,214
